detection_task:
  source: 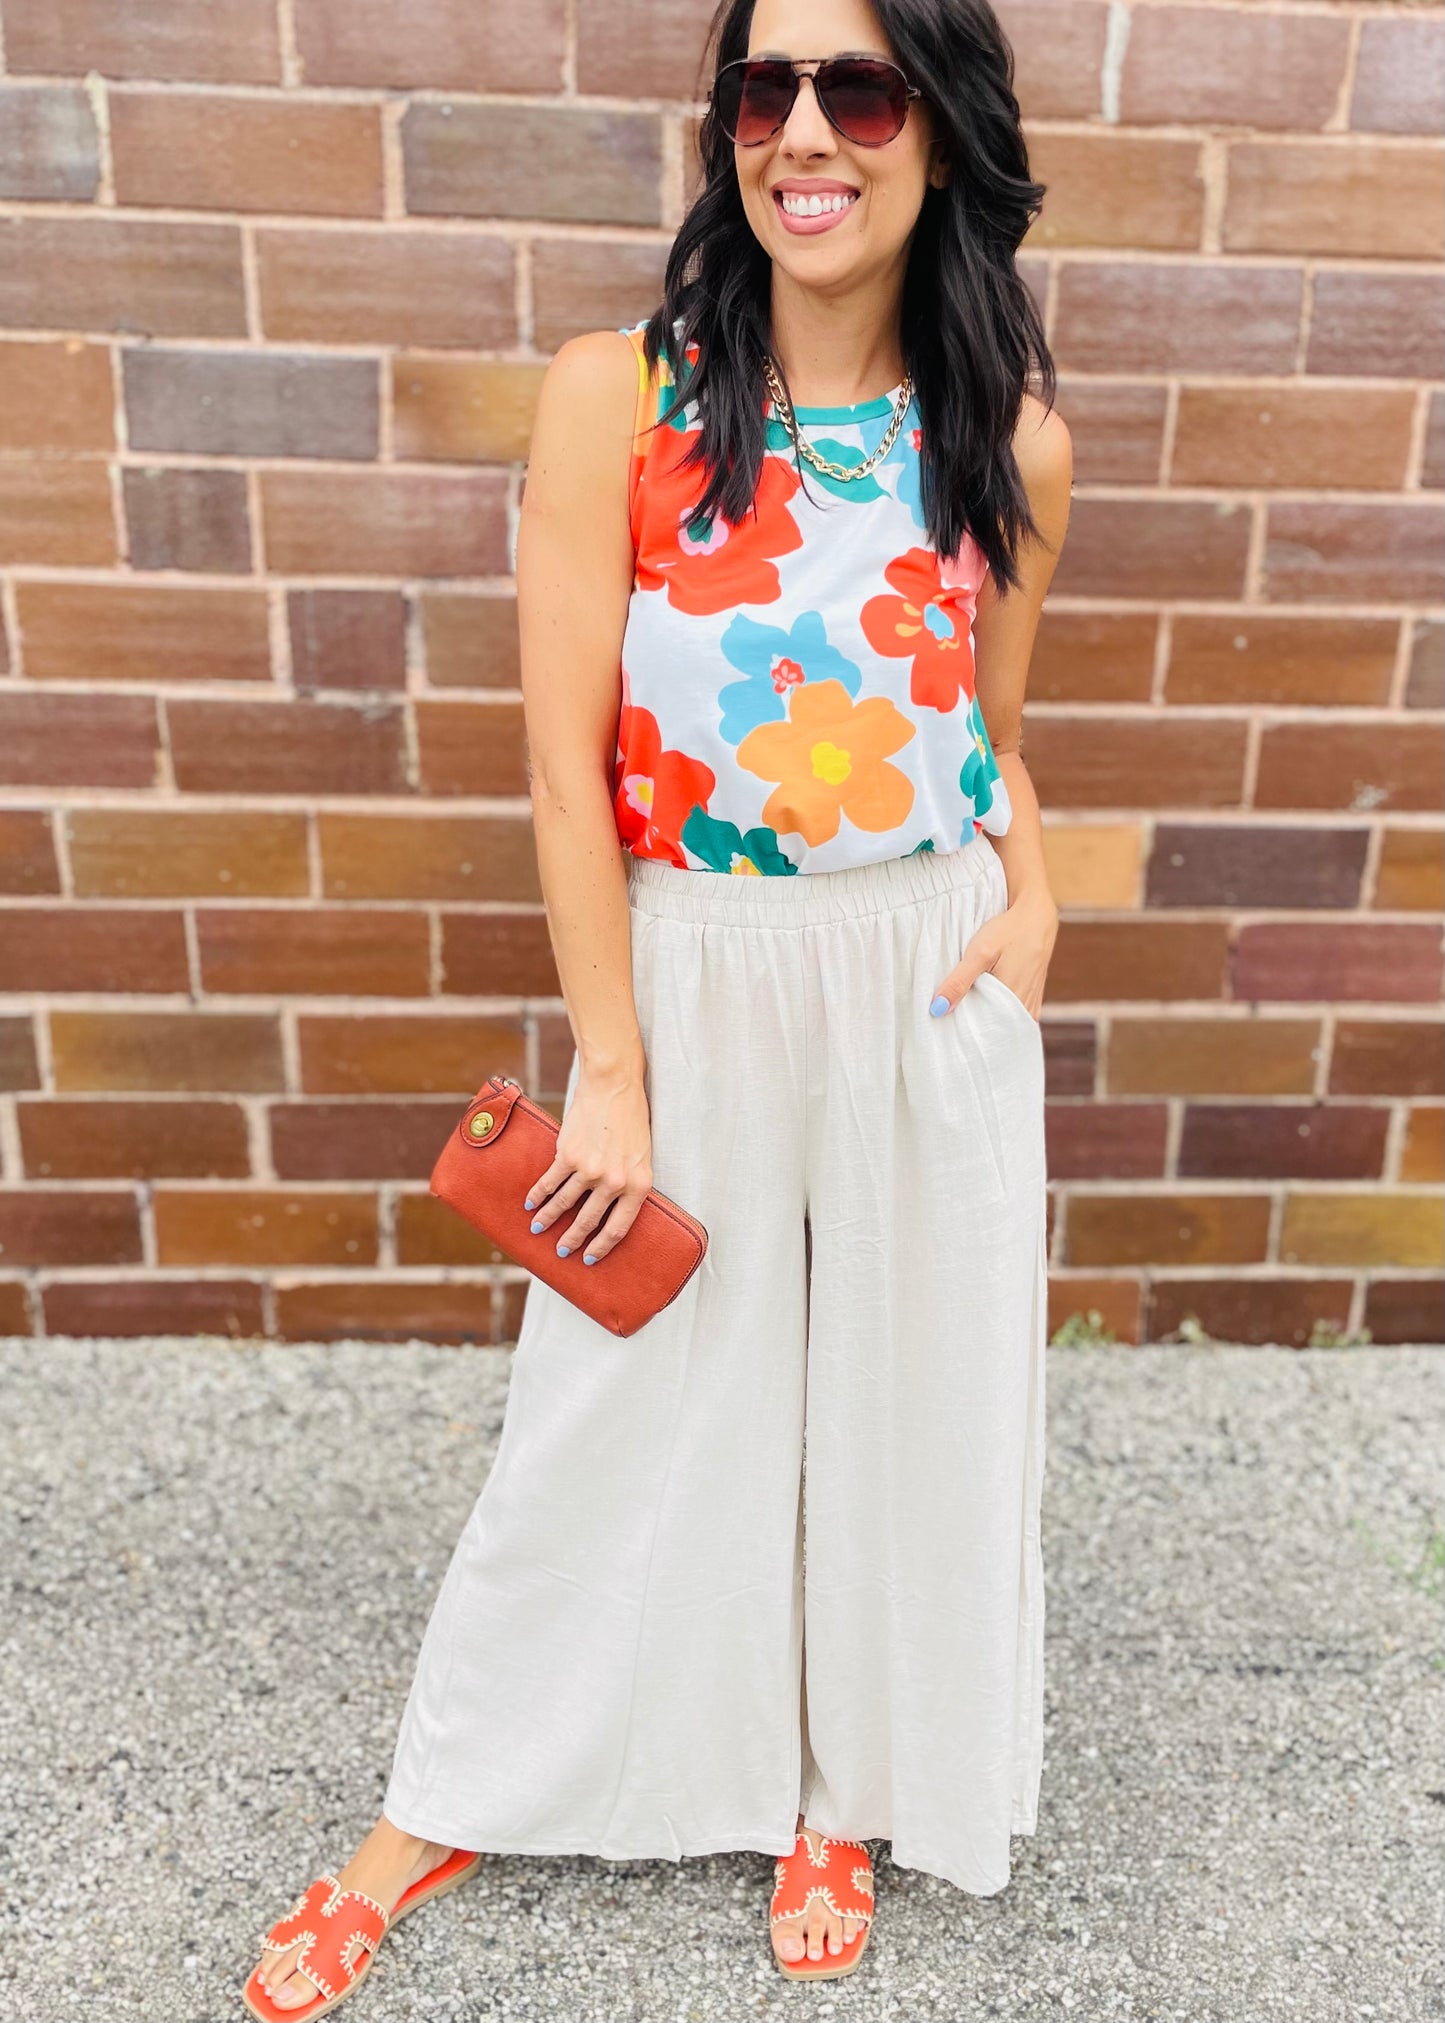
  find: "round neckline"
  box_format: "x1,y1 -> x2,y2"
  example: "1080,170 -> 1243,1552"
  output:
768,379 -> 909,425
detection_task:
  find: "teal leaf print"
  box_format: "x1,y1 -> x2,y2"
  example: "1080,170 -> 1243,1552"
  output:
682,806 -> 799,875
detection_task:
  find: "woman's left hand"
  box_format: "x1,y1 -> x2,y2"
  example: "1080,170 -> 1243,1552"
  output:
929,885 -> 1059,1023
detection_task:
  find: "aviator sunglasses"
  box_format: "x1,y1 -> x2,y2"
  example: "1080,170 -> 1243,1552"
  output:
710,54 -> 921,148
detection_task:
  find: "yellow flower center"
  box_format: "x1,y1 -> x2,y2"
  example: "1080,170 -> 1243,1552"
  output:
810,740 -> 852,785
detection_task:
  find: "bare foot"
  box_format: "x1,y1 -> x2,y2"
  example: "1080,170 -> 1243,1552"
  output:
771,1814 -> 869,1967
253,1818 -> 457,2011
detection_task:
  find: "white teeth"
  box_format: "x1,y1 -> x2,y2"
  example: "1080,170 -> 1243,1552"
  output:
779,190 -> 856,217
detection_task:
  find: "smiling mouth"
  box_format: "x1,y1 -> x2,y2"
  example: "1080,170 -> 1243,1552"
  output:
772,187 -> 860,234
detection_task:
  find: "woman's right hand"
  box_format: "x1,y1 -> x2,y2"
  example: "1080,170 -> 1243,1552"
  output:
522,1066 -> 654,1266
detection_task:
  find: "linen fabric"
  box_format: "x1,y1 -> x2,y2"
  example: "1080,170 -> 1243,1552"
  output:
383,833 -> 1048,1896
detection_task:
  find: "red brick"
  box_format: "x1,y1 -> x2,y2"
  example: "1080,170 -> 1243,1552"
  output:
1232,924 -> 1444,1005
0,340 -> 114,451
154,1189 -> 377,1267
1044,1103 -> 1167,1181
0,1281 -> 32,1334
1121,8 -> 1349,131
1167,615 -> 1396,709
196,910 -> 431,997
1023,718 -> 1247,810
531,239 -> 672,353
256,229 -> 517,348
414,701 -> 529,797
50,1010 -> 284,1094
18,1099 -> 250,1180
67,809 -> 309,899
576,0 -> 723,97
1423,392 -> 1445,493
0,459 -> 115,567
0,83 -> 100,201
110,90 -> 383,216
319,815 -> 540,901
17,583 -> 270,685
1028,612 -> 1156,704
289,591 -> 407,694
1147,1277 -> 1353,1350
1255,723 -> 1443,815
270,1100 -> 461,1181
1066,1193 -> 1271,1267
1025,133 -> 1204,251
1146,826 -> 1367,911
0,1190 -> 142,1266
441,915 -> 559,997
1263,502 -> 1444,604
0,1018 -> 41,1091
1054,260 -> 1303,374
297,1015 -> 523,1095
167,699 -> 406,796
5,0 -> 281,82
260,469 -> 509,579
420,594 -> 520,689
123,348 -> 378,460
1363,1276 -> 1445,1345
0,217 -> 246,338
395,1192 -> 503,1267
1353,16 -> 1445,136
0,691 -> 159,788
1225,140 -> 1444,259
1408,622 -> 1443,710
274,1278 -> 498,1344
403,102 -> 662,228
1178,1103 -> 1388,1181
993,0 -> 1109,119
1306,270 -> 1444,380
1055,380 -> 1166,486
1330,1021 -> 1444,1099
1047,1273 -> 1143,1345
294,0 -> 563,91
122,467 -> 251,574
1172,385 -> 1415,491
1047,922 -> 1232,1004
0,908 -> 188,993
0,811 -> 60,896
1051,498 -> 1252,600
42,1277 -> 265,1340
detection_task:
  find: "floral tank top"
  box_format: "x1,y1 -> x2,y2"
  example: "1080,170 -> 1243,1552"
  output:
612,317 -> 1013,876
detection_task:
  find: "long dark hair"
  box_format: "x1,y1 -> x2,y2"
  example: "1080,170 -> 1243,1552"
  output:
635,0 -> 1055,594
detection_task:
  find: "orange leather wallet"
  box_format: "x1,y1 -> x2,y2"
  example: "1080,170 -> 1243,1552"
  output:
430,1074 -> 709,1338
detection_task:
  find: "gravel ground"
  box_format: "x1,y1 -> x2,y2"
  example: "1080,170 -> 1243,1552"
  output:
1,1334 -> 1440,2023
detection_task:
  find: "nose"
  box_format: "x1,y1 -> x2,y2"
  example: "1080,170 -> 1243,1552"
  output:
779,69 -> 838,154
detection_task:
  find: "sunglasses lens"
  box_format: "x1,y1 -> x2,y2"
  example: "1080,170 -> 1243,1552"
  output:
716,60 -> 796,145
817,59 -> 910,145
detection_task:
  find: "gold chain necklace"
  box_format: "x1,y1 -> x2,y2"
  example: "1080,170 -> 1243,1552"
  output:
762,354 -> 913,483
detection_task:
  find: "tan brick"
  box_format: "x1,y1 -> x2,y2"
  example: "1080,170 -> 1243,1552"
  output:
1055,260 -> 1302,374
1256,723 -> 1443,815
1029,612 -> 1157,704
51,1010 -> 285,1093
1048,921 -> 1232,1004
1401,1106 -> 1444,1185
994,1 -> 1109,119
414,701 -> 529,797
1055,380 -> 1167,486
403,102 -> 662,228
0,811 -> 60,897
1233,923 -> 1443,1005
1040,825 -> 1141,910
0,459 -> 115,567
1408,621 -> 1444,710
5,0 -> 281,82
17,583 -> 271,685
0,692 -> 160,788
288,590 -> 407,693
167,698 -> 406,795
110,90 -> 383,217
1106,1018 -> 1320,1098
0,217 -> 246,338
0,908 -> 188,993
1066,1193 -> 1272,1267
122,467 -> 251,574
1052,498 -> 1252,600
0,1190 -> 142,1267
1375,829 -> 1444,915
420,593 -> 520,689
1024,717 -> 1247,810
396,1192 -> 503,1267
261,469 -> 509,579
42,1277 -> 265,1339
1330,1020 -> 1443,1099
0,340 -> 114,451
1172,385 -> 1415,491
123,348 -> 378,460
1307,270 -> 1444,380
274,1278 -> 498,1344
0,83 -> 99,201
1423,392 -> 1444,493
1047,1273 -> 1143,1346
393,358 -> 546,464
1166,616 -> 1396,709
19,1098 -> 251,1180
297,1015 -> 523,1095
68,810 -> 309,899
319,815 -> 540,902
294,0 -> 563,91
1353,16 -> 1445,136
1280,1193 -> 1443,1269
196,910 -> 431,997
1025,133 -> 1204,251
1262,502 -> 1444,604
154,1188 -> 378,1267
1121,7 -> 1349,131
531,240 -> 672,353
256,229 -> 517,348
1147,1277 -> 1353,1350
1225,140 -> 1444,259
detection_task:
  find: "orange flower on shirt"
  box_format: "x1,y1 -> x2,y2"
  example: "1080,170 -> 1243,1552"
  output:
636,446 -> 804,616
613,698 -> 715,866
858,545 -> 977,712
736,678 -> 915,846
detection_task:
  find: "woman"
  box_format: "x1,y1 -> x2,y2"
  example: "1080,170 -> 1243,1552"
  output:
246,0 -> 1070,2008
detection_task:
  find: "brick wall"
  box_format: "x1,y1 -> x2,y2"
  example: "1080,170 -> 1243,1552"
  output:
0,0 -> 1440,1349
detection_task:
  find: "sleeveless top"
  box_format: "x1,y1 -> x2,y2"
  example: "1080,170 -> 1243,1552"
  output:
612,317 -> 1013,876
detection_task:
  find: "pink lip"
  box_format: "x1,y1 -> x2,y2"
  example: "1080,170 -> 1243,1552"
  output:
771,185 -> 860,236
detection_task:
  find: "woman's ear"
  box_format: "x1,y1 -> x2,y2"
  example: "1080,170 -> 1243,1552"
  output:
928,141 -> 951,190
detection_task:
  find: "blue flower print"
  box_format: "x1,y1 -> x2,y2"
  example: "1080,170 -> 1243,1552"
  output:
716,611 -> 861,745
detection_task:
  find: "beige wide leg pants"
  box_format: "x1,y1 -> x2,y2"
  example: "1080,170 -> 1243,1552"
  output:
383,832 -> 1048,1895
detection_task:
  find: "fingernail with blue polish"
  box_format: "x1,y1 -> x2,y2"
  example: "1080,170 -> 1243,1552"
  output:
530,1218 -> 544,1233
523,1197 -> 535,1211
557,1244 -> 570,1257
929,995 -> 950,1017
583,1254 -> 598,1266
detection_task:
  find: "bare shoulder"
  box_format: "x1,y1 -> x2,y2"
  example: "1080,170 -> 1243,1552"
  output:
531,328 -> 641,465
1012,391 -> 1073,498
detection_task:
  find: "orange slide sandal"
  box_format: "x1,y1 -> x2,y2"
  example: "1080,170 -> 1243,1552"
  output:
243,1847 -> 482,2021
769,1827 -> 875,1980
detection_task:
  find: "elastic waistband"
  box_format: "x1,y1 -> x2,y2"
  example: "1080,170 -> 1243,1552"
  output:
625,833 -> 1002,927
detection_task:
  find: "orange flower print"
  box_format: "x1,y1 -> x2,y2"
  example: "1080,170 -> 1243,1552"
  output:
636,447 -> 804,616
736,678 -> 915,847
859,545 -> 977,713
613,699 -> 715,867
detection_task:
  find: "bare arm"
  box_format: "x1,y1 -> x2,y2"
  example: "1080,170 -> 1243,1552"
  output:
513,329 -> 654,1263
931,394 -> 1073,1019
